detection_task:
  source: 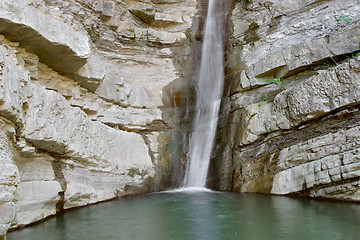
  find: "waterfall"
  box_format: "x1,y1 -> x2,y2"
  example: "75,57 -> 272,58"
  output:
184,0 -> 225,188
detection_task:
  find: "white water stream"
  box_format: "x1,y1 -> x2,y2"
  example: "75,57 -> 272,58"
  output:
184,0 -> 225,188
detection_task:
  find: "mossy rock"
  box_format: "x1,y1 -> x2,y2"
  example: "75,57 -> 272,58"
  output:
129,9 -> 155,25
243,22 -> 260,44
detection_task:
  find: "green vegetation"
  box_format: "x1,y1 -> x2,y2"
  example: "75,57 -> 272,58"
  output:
263,70 -> 287,85
185,28 -> 192,44
260,71 -> 287,106
259,93 -> 268,107
338,15 -> 352,23
264,78 -> 281,84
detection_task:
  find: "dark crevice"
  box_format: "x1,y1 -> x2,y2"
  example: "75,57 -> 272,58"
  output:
50,156 -> 67,213
234,105 -> 360,163
140,134 -> 157,165
254,50 -> 360,85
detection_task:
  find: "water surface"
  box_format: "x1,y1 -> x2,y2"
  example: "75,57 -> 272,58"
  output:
8,191 -> 360,240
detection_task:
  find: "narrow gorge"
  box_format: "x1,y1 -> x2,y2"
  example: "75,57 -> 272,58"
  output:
1,0 -> 360,239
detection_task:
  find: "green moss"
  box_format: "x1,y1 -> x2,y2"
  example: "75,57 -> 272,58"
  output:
127,167 -> 149,178
243,22 -> 260,44
246,175 -> 274,194
185,28 -> 193,45
259,93 -> 268,107
249,112 -> 257,120
129,9 -> 155,25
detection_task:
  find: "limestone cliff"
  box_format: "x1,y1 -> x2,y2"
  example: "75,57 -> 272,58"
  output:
0,0 -> 197,237
210,0 -> 360,202
1,0 -> 360,238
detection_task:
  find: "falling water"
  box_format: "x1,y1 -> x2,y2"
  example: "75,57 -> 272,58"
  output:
184,0 -> 225,188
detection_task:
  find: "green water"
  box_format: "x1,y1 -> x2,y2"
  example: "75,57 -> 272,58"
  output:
8,191 -> 360,240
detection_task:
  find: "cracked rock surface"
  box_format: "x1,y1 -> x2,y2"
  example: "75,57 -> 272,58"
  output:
0,0 -> 197,237
210,0 -> 360,203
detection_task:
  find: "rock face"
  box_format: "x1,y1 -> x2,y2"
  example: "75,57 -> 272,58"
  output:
0,0 -> 90,73
0,0 -> 197,237
210,0 -> 360,202
2,0 -> 360,238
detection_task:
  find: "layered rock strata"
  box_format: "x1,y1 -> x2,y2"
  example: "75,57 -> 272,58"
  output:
2,0 -> 360,239
0,0 -> 197,238
212,0 -> 360,202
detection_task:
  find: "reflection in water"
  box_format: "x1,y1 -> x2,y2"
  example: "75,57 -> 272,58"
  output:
8,192 -> 360,240
271,196 -> 360,240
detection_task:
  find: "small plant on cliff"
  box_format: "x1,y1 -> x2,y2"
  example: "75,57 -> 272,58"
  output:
259,93 -> 268,107
264,78 -> 281,84
338,15 -> 352,23
263,70 -> 287,85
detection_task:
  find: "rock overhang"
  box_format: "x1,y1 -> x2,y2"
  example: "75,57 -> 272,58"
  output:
0,0 -> 91,74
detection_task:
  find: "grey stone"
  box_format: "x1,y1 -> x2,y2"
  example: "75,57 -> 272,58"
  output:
102,1 -> 115,18
16,181 -> 62,226
0,0 -> 90,73
236,59 -> 360,146
151,0 -> 185,3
